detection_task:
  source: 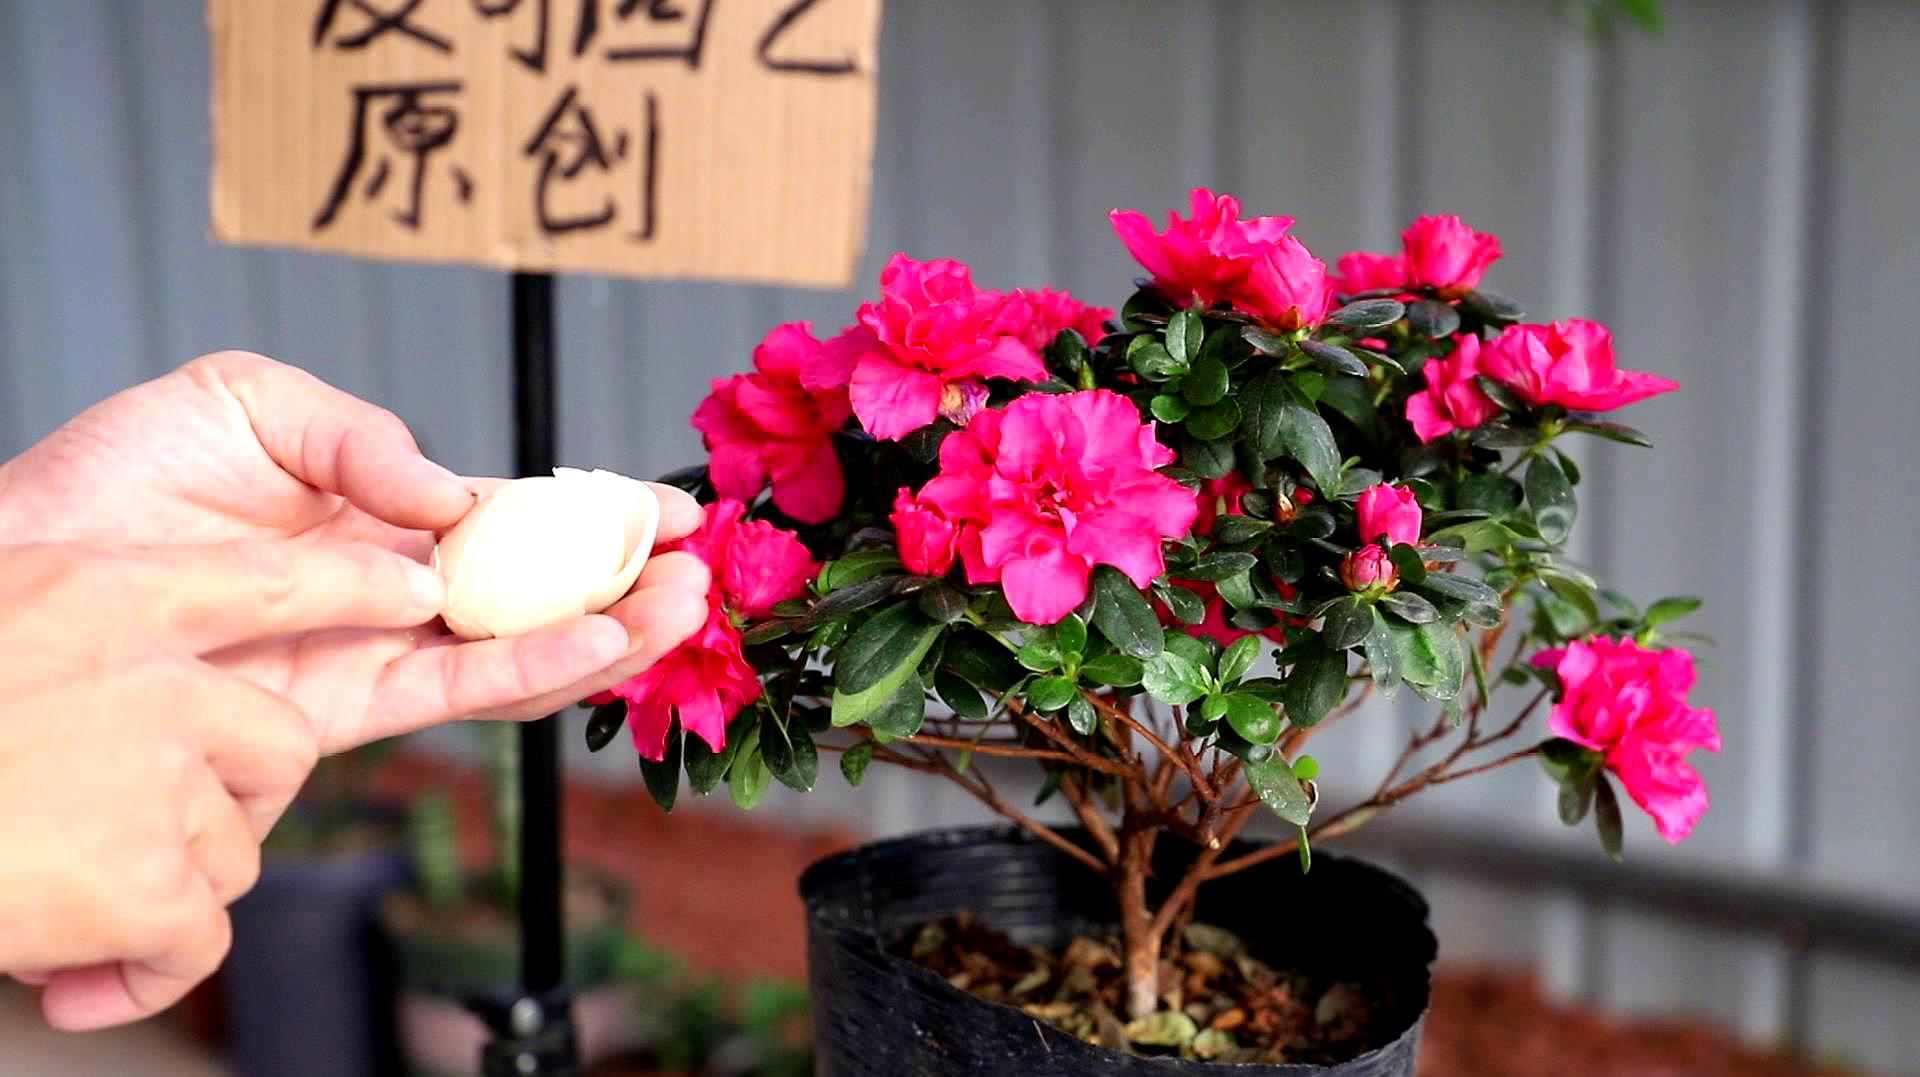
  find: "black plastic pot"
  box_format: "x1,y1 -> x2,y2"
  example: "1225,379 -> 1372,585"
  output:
225,840 -> 412,1077
801,826 -> 1434,1076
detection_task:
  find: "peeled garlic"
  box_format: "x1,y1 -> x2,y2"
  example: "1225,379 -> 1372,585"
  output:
432,468 -> 660,640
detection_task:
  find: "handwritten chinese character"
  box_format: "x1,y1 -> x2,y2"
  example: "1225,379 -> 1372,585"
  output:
472,0 -> 551,72
314,82 -> 474,231
521,86 -> 658,239
582,0 -> 715,66
312,0 -> 452,53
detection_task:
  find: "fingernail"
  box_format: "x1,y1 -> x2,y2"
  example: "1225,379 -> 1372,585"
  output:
406,561 -> 447,609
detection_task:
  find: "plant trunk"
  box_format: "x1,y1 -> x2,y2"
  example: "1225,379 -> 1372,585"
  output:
1115,832 -> 1161,1022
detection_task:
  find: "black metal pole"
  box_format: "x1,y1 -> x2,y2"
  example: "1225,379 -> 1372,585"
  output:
472,271 -> 580,1076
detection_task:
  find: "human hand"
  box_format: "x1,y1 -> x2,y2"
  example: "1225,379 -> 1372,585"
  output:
0,540 -> 448,1028
0,351 -> 709,753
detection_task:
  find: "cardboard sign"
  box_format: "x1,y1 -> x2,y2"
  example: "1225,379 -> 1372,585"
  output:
210,0 -> 883,287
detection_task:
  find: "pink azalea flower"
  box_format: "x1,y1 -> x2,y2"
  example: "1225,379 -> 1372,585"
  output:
1009,287 -> 1112,351
890,488 -> 960,577
680,500 -> 818,621
1479,320 -> 1679,413
691,322 -> 852,524
599,500 -> 816,761
1332,250 -> 1410,295
1533,637 -> 1721,843
1356,483 -> 1423,547
919,390 -> 1199,625
1406,334 -> 1502,442
1110,188 -> 1333,329
611,607 -> 762,761
1340,544 -> 1398,593
1401,214 -> 1504,294
801,254 -> 1047,440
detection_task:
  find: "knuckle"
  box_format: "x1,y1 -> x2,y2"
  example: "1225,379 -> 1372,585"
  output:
234,542 -> 302,611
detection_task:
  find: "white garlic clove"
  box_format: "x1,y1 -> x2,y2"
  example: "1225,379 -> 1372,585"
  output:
431,467 -> 660,641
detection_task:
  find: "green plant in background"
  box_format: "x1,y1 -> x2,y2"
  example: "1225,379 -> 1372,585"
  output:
405,723 -> 524,913
612,937 -> 814,1077
1561,0 -> 1664,37
262,737 -> 402,860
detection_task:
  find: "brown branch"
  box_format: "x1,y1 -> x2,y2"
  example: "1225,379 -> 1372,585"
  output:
1061,773 -> 1121,863
901,732 -> 1133,776
1087,691 -> 1211,800
866,739 -> 1107,875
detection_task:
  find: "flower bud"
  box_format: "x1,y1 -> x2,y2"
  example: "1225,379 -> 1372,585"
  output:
432,468 -> 659,640
1341,545 -> 1398,594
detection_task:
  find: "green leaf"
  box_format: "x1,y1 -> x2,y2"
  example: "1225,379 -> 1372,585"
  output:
1297,826 -> 1312,873
835,605 -> 941,696
1280,644 -> 1348,727
1415,572 -> 1502,607
1183,356 -> 1230,406
1241,325 -> 1291,356
862,673 -> 929,738
1594,774 -> 1626,862
1470,423 -> 1538,450
1240,370 -> 1291,459
1462,290 -> 1525,324
1245,754 -> 1314,826
1565,419 -> 1654,448
1186,399 -> 1242,440
1091,566 -> 1166,659
1128,337 -> 1186,381
1017,639 -> 1063,673
685,713 -> 753,794
1472,374 -> 1527,413
916,583 -> 971,624
832,615 -> 940,731
1167,309 -> 1204,364
839,741 -> 875,787
1559,765 -> 1597,825
1143,650 -> 1208,706
1320,596 -> 1373,650
1182,433 -> 1235,478
1065,695 -> 1098,736
728,731 -> 771,811
1298,339 -> 1368,378
1217,635 -> 1263,684
933,668 -> 989,719
1328,298 -> 1406,330
1363,607 -> 1401,699
943,629 -> 1024,693
1222,693 -> 1281,745
585,700 -> 627,753
1081,653 -> 1145,687
1393,621 -> 1466,699
1054,613 -> 1090,657
1292,755 -> 1320,780
1149,394 -> 1191,423
764,719 -> 819,793
638,724 -> 682,812
1157,584 -> 1207,626
1185,551 -> 1259,582
1525,454 -> 1578,545
817,550 -> 905,592
1210,516 -> 1273,545
804,575 -> 906,627
1380,590 -> 1440,625
1644,596 -> 1703,629
1274,398 -> 1341,496
1407,298 -> 1461,338
1026,676 -> 1079,712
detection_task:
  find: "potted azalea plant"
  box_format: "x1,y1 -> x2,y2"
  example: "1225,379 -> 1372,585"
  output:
579,189 -> 1719,1073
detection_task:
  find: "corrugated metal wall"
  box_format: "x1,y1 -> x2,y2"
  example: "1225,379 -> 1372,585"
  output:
1,0 -> 1915,1070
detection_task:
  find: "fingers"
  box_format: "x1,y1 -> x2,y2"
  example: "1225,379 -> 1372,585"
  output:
649,484 -> 703,542
184,761 -> 264,901
38,877 -> 231,1032
356,615 -> 633,745
468,557 -> 712,723
122,540 -> 444,655
198,351 -> 476,531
